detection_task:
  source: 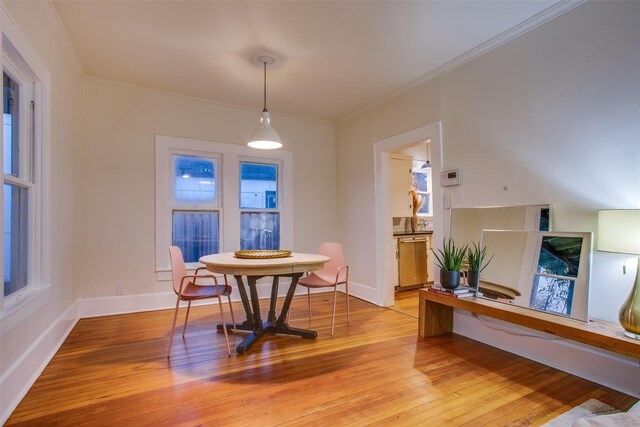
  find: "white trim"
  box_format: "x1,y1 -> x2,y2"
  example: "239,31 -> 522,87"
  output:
1,5 -> 52,321
76,278 -> 331,319
343,280 -> 379,306
0,300 -> 78,425
0,286 -> 50,335
38,1 -> 85,77
339,0 -> 587,124
453,310 -> 640,398
373,122 -> 443,307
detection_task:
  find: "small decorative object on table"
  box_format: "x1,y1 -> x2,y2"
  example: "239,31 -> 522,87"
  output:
409,188 -> 423,232
234,250 -> 292,259
431,237 -> 467,289
465,241 -> 494,288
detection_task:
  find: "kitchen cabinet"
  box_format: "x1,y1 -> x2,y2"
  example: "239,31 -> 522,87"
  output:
390,154 -> 413,217
426,234 -> 433,283
393,233 -> 434,290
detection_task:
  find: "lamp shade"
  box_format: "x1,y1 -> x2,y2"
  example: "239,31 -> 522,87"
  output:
597,210 -> 640,255
247,111 -> 282,150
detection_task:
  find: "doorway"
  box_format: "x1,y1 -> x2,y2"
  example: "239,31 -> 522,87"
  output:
373,122 -> 444,307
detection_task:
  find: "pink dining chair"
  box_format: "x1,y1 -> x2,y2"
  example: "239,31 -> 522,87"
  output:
167,246 -> 236,357
298,242 -> 350,336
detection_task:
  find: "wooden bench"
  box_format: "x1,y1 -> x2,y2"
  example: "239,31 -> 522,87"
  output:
418,289 -> 640,359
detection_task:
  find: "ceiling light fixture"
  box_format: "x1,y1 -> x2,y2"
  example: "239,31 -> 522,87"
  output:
248,52 -> 282,150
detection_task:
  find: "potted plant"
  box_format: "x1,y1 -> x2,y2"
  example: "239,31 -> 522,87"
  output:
431,238 -> 468,289
466,242 -> 494,288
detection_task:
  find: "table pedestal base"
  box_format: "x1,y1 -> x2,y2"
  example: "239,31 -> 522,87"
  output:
216,272 -> 317,354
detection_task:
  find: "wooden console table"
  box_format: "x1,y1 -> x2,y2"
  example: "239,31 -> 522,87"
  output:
419,289 -> 640,359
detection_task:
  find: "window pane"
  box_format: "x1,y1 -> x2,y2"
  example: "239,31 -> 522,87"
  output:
240,162 -> 278,209
3,72 -> 20,177
173,155 -> 216,204
536,236 -> 582,277
539,208 -> 550,231
240,212 -> 280,250
172,211 -> 219,263
529,275 -> 574,316
4,183 -> 29,297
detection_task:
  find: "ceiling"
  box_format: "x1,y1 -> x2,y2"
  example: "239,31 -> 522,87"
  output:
51,1 -> 569,121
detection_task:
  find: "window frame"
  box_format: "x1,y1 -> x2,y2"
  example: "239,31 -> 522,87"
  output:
155,135 -> 293,277
411,160 -> 433,217
525,232 -> 591,320
238,158 -> 283,250
169,150 -> 221,263
1,13 -> 52,334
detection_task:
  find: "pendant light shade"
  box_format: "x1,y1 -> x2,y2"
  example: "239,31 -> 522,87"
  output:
248,52 -> 282,150
248,111 -> 282,150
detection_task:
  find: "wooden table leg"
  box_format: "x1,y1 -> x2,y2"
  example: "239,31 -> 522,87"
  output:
267,276 -> 279,322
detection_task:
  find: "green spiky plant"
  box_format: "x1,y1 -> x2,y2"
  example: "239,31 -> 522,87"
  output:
431,238 -> 468,272
466,241 -> 494,272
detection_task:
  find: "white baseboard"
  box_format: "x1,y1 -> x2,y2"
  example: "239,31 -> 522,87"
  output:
343,280 -> 379,305
453,310 -> 640,398
78,279 -> 380,319
1,301 -> 79,425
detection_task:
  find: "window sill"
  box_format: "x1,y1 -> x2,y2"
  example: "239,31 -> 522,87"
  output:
1,285 -> 51,336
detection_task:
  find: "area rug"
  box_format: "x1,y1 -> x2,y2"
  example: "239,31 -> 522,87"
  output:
541,399 -> 621,427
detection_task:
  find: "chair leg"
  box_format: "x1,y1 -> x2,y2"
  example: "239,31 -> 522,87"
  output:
331,286 -> 338,336
307,287 -> 312,318
227,295 -> 237,334
345,281 -> 350,324
217,295 -> 231,356
182,301 -> 192,337
167,296 -> 181,358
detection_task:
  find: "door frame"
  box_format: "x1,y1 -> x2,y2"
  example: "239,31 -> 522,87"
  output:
373,122 -> 444,307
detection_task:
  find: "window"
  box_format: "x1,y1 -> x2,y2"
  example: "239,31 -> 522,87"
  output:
3,72 -> 31,298
171,155 -> 219,263
411,160 -> 432,216
1,18 -> 50,322
155,135 -> 293,273
239,162 -> 280,250
529,236 -> 583,316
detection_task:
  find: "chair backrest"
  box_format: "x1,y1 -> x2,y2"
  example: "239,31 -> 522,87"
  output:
316,242 -> 348,284
169,246 -> 188,295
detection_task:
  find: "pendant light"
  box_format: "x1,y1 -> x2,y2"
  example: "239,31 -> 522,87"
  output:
248,52 -> 282,150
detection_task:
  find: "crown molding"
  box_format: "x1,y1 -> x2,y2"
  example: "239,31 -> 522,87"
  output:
39,0 -> 85,77
83,75 -> 334,125
338,0 -> 587,124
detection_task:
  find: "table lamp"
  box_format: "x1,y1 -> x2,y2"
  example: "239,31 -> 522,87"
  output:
597,210 -> 640,339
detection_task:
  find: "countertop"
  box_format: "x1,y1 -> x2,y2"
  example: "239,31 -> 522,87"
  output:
393,231 -> 433,237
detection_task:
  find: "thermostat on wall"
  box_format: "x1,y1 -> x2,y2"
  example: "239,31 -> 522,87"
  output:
441,169 -> 462,186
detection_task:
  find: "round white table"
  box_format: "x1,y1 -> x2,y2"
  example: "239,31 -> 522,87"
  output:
199,252 -> 330,354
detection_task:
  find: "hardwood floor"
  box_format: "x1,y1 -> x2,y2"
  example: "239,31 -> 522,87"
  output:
6,291 -> 636,426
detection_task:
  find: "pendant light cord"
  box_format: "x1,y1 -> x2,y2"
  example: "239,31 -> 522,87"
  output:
263,61 -> 268,112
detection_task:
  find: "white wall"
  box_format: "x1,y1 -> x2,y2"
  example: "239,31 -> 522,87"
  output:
0,1 -> 83,421
337,1 -> 640,395
77,80 -> 338,299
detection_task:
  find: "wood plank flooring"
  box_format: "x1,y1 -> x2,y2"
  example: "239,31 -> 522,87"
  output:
6,290 -> 637,426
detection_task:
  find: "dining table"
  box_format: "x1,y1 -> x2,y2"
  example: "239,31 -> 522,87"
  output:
198,252 -> 330,354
